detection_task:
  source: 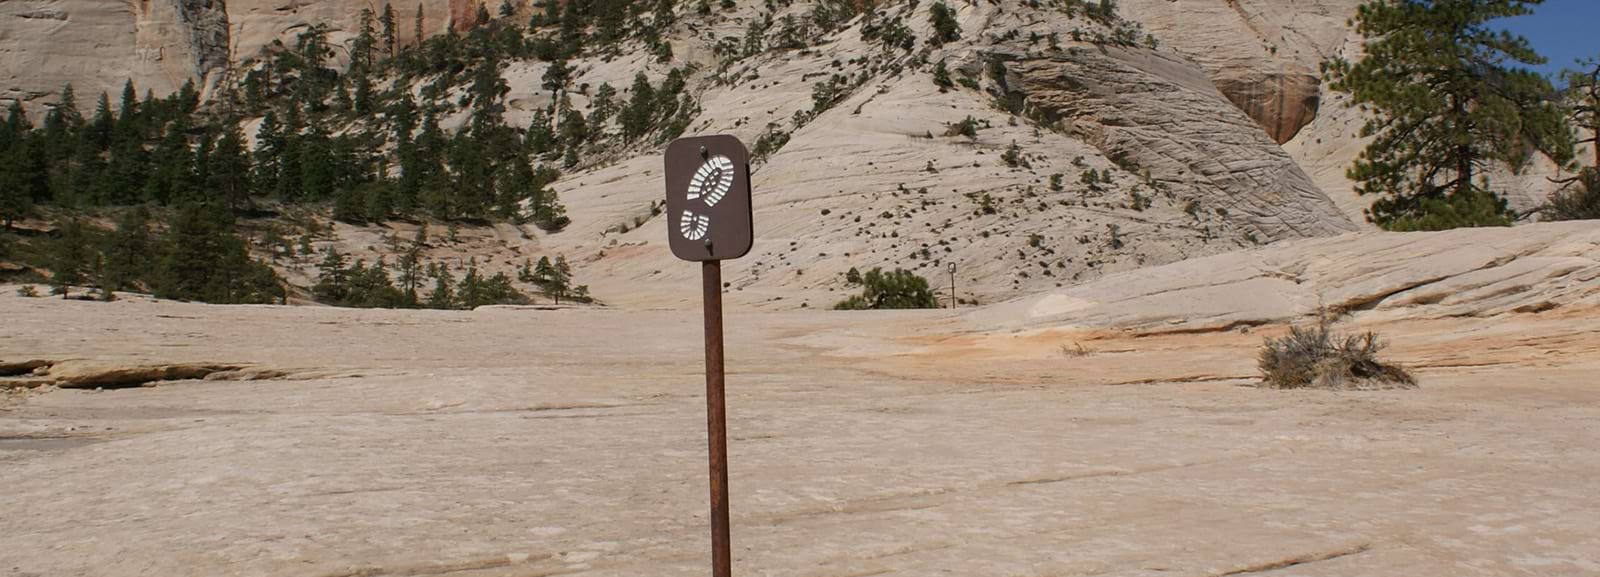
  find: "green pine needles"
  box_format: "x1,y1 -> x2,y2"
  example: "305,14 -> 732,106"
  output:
834,267 -> 940,310
1326,0 -> 1576,231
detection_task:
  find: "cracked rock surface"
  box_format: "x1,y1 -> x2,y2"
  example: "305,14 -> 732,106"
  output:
974,221 -> 1600,333
3,274 -> 1598,576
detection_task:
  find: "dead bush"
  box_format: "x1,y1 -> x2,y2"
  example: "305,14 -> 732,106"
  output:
1257,320 -> 1416,390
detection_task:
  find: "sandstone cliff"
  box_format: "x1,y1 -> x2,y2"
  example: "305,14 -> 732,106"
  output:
13,0 -> 1584,310
1,0 -> 471,110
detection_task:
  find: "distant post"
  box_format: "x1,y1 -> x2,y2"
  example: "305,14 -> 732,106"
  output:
664,135 -> 754,577
947,261 -> 957,309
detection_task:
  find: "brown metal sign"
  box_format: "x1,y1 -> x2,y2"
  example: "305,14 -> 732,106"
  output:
664,134 -> 754,577
664,135 -> 754,262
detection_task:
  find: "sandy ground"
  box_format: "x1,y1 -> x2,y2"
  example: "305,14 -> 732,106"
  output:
2,292 -> 1599,577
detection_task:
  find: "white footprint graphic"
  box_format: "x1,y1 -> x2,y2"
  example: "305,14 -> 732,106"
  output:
680,210 -> 711,240
687,156 -> 735,207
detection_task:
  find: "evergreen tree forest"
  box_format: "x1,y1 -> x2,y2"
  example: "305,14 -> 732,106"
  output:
0,0 -> 769,306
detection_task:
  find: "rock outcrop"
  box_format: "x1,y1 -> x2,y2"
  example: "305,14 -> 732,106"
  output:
1,0 -> 466,111
1010,46 -> 1356,242
972,221 -> 1600,334
1121,0 -> 1364,144
1,0 -> 229,107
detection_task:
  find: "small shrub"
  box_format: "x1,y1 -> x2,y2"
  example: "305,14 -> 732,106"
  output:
834,267 -> 939,309
946,115 -> 980,139
928,2 -> 961,46
1002,141 -> 1024,167
1258,320 -> 1416,390
16,285 -> 40,298
933,60 -> 953,91
1541,169 -> 1600,221
1058,342 -> 1092,357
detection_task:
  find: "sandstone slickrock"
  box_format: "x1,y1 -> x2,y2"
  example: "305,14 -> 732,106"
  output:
0,359 -> 52,376
0,377 -> 54,390
45,361 -> 245,389
1120,0 -> 1364,145
1009,46 -> 1357,242
971,221 -> 1600,334
502,1 -> 1365,308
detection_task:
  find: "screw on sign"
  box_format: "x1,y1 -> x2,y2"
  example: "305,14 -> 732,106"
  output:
663,134 -> 753,577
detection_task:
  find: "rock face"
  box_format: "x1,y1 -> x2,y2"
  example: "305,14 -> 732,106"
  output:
1121,0 -> 1365,144
1010,46 -> 1356,242
225,0 -> 459,71
3,0 -> 1471,309
1,0 -> 195,108
1,0 -> 463,111
972,221 -> 1600,334
45,361 -> 242,388
493,0 -> 1364,309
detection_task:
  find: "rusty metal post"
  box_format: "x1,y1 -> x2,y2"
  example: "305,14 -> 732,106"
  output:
702,260 -> 732,577
948,261 -> 957,309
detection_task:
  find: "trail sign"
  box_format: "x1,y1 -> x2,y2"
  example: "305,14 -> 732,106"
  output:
665,135 -> 754,261
664,134 -> 754,577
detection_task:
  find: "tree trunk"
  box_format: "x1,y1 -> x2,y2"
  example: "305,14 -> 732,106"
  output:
1454,95 -> 1473,198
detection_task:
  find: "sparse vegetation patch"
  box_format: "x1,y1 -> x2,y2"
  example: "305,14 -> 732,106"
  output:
1257,319 -> 1416,390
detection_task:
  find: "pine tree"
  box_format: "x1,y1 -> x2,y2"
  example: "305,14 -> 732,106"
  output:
448,133 -> 494,220
397,240 -> 424,306
44,84 -> 84,161
541,0 -> 560,28
426,262 -> 456,309
1541,57 -> 1600,220
1563,57 -> 1599,170
531,176 -> 569,231
313,246 -> 352,302
928,2 -> 961,46
559,0 -> 585,55
547,254 -> 572,303
589,82 -> 618,127
0,103 -> 43,226
526,108 -> 557,157
456,257 -> 487,308
48,217 -> 92,298
833,268 -> 939,309
621,72 -> 656,141
531,255 -> 553,282
558,106 -> 588,151
469,53 -> 511,132
933,60 -> 953,92
101,206 -> 152,291
87,92 -> 114,152
494,156 -> 537,219
209,122 -> 253,210
354,9 -> 379,72
154,202 -> 282,303
654,0 -> 675,28
382,3 -> 400,61
542,59 -> 572,108
1327,0 -> 1574,230
299,123 -> 336,201
145,116 -> 195,205
252,111 -> 284,198
415,3 -> 427,50
114,80 -> 141,144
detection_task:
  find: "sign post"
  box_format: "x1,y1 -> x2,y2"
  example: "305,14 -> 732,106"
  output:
664,135 -> 754,577
947,261 -> 957,309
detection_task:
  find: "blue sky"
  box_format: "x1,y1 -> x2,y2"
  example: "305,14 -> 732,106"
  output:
1489,0 -> 1600,82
